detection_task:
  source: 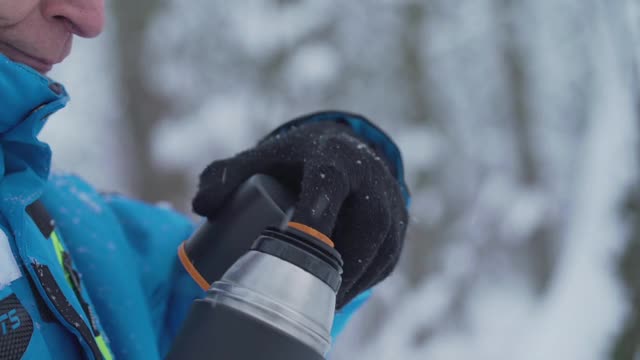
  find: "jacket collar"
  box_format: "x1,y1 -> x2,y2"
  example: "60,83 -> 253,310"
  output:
0,53 -> 69,208
0,53 -> 68,135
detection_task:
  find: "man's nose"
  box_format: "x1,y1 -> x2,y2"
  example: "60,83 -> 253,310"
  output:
43,0 -> 105,38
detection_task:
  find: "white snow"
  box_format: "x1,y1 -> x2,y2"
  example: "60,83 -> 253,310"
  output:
151,92 -> 256,173
284,43 -> 341,92
517,2 -> 638,357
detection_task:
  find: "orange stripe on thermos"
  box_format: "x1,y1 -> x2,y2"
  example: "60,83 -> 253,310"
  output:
287,222 -> 335,248
178,242 -> 211,290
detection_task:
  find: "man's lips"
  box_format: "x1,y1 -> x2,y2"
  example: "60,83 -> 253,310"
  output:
0,42 -> 57,74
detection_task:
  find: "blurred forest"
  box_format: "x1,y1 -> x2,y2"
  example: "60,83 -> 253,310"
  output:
41,0 -> 640,359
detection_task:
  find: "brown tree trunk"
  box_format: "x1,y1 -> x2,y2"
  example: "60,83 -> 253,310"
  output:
110,0 -> 190,209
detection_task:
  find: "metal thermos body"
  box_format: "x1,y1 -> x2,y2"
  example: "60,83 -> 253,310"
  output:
167,175 -> 343,360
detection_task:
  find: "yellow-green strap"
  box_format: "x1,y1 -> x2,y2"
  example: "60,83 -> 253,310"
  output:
50,230 -> 115,360
96,335 -> 114,360
50,231 -> 65,267
50,231 -> 71,285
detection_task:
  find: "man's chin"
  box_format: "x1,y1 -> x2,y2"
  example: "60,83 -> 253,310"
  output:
31,63 -> 53,75
0,43 -> 56,75
20,57 -> 54,75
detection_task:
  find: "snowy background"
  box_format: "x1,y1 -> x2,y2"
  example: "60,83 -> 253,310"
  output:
40,1 -> 640,359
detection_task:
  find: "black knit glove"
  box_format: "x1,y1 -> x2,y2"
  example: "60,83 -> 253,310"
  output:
193,112 -> 409,309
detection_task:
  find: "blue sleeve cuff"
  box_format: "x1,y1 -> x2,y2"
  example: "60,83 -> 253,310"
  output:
330,289 -> 372,339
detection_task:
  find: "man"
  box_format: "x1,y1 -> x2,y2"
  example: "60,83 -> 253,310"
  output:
0,1 -> 409,359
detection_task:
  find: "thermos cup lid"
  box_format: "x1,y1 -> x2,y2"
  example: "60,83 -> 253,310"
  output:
253,227 -> 343,292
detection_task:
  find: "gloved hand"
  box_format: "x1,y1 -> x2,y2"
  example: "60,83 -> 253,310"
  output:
193,112 -> 409,309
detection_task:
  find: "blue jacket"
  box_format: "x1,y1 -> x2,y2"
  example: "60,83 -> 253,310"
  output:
0,54 -> 409,359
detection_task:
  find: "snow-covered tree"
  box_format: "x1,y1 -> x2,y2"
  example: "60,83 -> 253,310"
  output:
43,0 -> 640,358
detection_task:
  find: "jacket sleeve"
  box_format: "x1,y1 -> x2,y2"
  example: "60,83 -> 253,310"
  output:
103,194 -> 199,356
